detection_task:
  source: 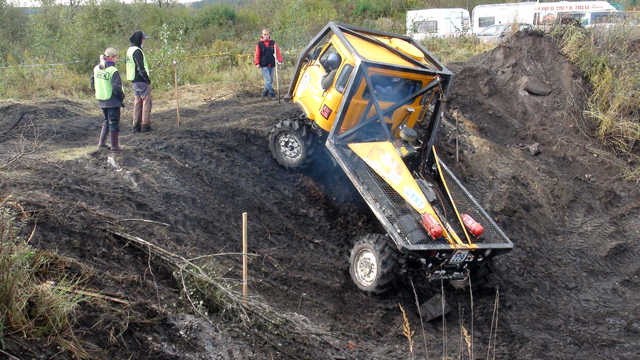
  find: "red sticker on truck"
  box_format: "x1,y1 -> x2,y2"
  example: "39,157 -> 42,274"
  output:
320,105 -> 332,119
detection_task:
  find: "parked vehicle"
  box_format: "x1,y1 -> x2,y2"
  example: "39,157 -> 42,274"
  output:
477,23 -> 533,44
272,22 -> 513,294
554,10 -> 627,27
472,2 -> 537,34
406,8 -> 471,40
472,1 -> 619,34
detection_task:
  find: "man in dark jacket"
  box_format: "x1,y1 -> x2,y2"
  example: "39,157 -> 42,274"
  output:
126,30 -> 152,132
254,29 -> 282,99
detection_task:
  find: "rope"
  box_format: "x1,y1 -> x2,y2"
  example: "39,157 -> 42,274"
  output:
0,60 -> 87,69
1,48 -> 304,69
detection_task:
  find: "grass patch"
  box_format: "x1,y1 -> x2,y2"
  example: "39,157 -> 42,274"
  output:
0,203 -> 89,358
420,35 -> 495,64
49,146 -> 94,161
0,56 -> 91,100
552,21 -> 640,157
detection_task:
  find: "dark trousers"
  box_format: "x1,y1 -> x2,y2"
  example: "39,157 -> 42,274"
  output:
102,107 -> 121,133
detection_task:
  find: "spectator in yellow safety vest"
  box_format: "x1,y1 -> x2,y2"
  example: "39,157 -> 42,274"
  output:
127,30 -> 152,132
90,47 -> 125,151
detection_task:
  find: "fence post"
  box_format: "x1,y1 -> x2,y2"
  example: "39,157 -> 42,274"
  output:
173,60 -> 181,128
242,212 -> 248,299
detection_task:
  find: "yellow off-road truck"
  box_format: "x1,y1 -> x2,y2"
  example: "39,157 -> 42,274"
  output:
269,22 -> 512,294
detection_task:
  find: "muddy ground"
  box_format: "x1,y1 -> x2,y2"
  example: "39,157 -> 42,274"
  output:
1,31 -> 639,359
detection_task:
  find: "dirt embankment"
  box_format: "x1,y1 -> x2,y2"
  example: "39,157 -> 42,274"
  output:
0,30 -> 639,359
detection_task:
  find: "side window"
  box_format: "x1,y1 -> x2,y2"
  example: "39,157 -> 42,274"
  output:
414,21 -> 437,33
362,75 -> 423,103
479,17 -> 495,28
334,64 -> 353,94
319,45 -> 342,73
305,44 -> 324,62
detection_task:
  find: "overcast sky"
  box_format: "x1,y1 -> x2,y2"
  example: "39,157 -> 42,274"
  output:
11,0 -> 197,8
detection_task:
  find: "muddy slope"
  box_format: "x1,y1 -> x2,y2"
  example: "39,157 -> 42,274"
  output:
0,31 -> 639,359
443,31 -> 640,359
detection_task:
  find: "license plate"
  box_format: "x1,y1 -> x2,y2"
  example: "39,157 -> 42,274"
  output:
450,251 -> 468,264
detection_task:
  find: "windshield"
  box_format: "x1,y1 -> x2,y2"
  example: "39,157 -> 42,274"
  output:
335,68 -> 428,144
481,24 -> 505,36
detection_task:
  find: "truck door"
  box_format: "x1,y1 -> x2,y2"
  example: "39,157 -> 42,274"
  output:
317,45 -> 354,130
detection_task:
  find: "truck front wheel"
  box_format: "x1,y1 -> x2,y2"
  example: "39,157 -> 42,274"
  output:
349,234 -> 399,295
269,119 -> 315,168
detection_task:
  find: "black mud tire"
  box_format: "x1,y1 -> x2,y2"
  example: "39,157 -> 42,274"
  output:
349,234 -> 399,295
269,119 -> 316,169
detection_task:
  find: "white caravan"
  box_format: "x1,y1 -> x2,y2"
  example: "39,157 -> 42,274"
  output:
471,1 -> 619,34
530,1 -> 623,27
406,8 -> 471,40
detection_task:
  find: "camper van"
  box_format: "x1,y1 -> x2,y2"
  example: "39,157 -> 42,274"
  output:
530,2 -> 623,27
406,8 -> 471,39
471,1 -> 620,34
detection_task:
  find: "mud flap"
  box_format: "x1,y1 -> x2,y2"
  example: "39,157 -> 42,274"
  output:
418,293 -> 451,322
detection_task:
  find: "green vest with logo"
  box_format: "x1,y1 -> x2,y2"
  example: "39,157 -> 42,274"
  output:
126,46 -> 149,81
93,65 -> 118,100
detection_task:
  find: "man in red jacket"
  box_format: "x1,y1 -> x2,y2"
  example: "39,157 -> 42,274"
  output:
255,29 -> 283,99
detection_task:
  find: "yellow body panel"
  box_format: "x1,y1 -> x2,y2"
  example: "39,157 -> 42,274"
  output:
344,34 -> 428,67
293,37 -> 353,132
349,142 -> 473,247
349,142 -> 429,214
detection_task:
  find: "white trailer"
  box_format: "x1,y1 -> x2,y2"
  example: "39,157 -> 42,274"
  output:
530,1 -> 621,27
406,8 -> 471,40
471,2 -> 537,34
471,1 -> 619,34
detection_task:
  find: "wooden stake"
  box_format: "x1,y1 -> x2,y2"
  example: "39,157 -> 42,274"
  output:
455,111 -> 459,163
242,212 -> 248,298
274,44 -> 280,104
173,60 -> 181,128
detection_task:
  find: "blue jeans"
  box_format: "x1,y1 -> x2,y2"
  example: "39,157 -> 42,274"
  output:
261,66 -> 275,96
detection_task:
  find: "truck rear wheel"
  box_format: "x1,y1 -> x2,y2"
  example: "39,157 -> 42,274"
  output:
269,119 -> 315,168
349,234 -> 398,295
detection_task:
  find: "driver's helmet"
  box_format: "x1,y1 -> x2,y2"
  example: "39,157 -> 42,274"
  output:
322,53 -> 341,71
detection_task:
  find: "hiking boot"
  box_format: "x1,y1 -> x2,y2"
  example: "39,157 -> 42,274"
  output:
141,124 -> 153,133
261,91 -> 269,97
269,94 -> 276,100
132,122 -> 141,132
98,125 -> 109,148
110,132 -> 124,152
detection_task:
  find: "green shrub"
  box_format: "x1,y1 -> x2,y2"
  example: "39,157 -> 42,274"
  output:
196,2 -> 236,28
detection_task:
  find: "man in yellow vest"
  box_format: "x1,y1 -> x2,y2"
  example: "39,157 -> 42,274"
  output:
127,30 -> 152,132
90,47 -> 125,151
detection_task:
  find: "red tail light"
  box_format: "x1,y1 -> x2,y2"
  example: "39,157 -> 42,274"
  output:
462,214 -> 484,237
421,213 -> 443,239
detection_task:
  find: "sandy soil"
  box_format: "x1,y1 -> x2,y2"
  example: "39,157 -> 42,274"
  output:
0,30 -> 639,359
